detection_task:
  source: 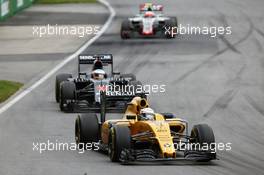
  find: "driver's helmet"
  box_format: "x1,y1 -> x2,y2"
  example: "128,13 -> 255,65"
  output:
144,11 -> 155,18
92,69 -> 106,80
92,58 -> 103,71
147,6 -> 152,11
139,108 -> 155,120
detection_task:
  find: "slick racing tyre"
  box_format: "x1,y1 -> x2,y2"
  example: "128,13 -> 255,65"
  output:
186,124 -> 216,161
59,81 -> 75,111
164,17 -> 178,38
121,20 -> 132,39
55,73 -> 72,103
75,113 -> 99,149
171,17 -> 178,29
171,17 -> 178,37
108,125 -> 131,162
190,124 -> 215,146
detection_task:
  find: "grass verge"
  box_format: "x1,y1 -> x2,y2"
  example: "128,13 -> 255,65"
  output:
35,0 -> 97,4
0,80 -> 23,103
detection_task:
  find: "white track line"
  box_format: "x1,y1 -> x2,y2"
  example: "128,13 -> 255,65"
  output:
0,0 -> 116,115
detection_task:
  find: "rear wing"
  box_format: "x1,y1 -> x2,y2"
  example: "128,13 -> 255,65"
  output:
78,54 -> 113,64
99,92 -> 147,123
139,3 -> 163,13
78,54 -> 114,76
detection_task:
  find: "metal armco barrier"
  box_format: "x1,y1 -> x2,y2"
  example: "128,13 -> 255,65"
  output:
0,0 -> 34,21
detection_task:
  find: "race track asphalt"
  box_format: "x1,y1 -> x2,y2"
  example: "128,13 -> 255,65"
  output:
0,0 -> 264,175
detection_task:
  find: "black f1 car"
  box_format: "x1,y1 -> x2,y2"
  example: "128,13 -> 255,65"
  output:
55,54 -> 143,113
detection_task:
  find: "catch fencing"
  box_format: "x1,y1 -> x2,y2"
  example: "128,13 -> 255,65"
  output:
0,0 -> 34,21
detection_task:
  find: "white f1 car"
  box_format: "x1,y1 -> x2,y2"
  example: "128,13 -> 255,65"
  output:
121,3 -> 178,39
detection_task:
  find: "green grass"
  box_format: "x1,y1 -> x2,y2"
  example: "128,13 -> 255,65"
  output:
35,0 -> 97,4
0,80 -> 23,103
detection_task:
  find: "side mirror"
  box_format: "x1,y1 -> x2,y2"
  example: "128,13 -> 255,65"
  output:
126,115 -> 136,120
161,113 -> 175,119
79,72 -> 88,79
113,72 -> 120,75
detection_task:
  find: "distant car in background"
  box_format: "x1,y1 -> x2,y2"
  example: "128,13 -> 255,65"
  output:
121,3 -> 178,39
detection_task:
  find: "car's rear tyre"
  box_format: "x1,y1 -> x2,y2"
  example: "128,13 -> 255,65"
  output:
187,124 -> 216,161
75,113 -> 99,149
121,20 -> 131,39
55,73 -> 72,103
171,17 -> 178,38
108,125 -> 131,162
170,17 -> 178,28
164,17 -> 178,38
59,81 -> 75,111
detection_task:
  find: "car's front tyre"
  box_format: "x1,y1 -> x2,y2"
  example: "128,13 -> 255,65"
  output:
75,113 -> 99,149
55,73 -> 72,103
59,81 -> 75,111
185,124 -> 216,161
108,125 -> 131,162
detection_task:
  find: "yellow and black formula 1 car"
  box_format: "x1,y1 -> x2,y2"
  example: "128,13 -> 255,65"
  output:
75,97 -> 216,164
